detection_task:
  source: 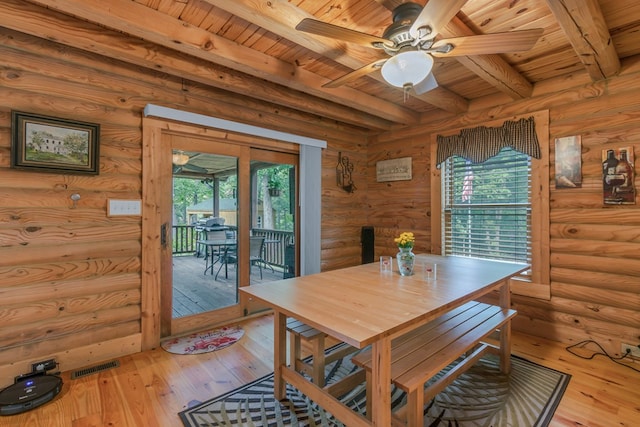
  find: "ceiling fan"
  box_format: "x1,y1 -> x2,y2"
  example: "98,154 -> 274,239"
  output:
295,0 -> 543,95
172,151 -> 208,174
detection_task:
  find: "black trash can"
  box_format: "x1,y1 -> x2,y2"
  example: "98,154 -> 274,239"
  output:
361,226 -> 375,264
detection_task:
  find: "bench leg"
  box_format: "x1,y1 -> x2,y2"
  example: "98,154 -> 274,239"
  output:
499,279 -> 512,374
311,335 -> 326,387
406,387 -> 424,427
288,330 -> 327,387
288,331 -> 301,370
365,370 -> 372,420
499,322 -> 512,374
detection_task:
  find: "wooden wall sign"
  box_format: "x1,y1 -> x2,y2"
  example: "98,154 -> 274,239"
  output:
376,157 -> 412,182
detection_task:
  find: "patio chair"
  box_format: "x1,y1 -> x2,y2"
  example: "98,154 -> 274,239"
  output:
215,242 -> 237,280
213,236 -> 265,280
201,229 -> 227,274
249,236 -> 265,279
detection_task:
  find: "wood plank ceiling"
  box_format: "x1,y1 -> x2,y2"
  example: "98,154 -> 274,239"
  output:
17,0 -> 640,131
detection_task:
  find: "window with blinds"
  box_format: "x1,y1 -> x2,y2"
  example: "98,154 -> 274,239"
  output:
442,148 -> 532,266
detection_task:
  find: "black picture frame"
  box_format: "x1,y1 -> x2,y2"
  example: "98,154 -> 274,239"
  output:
11,111 -> 100,175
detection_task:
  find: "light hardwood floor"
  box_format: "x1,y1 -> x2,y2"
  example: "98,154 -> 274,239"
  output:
2,313 -> 639,426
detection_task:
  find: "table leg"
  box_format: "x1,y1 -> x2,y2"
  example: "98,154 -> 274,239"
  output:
499,279 -> 512,374
209,248 -> 215,275
273,311 -> 287,400
370,336 -> 392,427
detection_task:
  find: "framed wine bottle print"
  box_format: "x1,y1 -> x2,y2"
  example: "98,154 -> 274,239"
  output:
602,146 -> 635,205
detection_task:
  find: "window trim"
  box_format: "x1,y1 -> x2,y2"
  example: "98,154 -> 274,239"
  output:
430,111 -> 550,299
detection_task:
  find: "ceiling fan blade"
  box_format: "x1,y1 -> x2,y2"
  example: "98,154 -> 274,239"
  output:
296,18 -> 392,49
413,73 -> 439,95
410,0 -> 470,41
323,59 -> 388,88
431,29 -> 544,56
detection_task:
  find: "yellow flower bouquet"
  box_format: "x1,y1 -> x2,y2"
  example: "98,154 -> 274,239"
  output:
394,232 -> 415,249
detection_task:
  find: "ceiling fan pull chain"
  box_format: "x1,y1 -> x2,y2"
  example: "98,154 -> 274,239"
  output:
403,84 -> 412,102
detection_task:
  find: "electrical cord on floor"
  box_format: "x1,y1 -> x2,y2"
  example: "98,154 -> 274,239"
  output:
566,340 -> 640,373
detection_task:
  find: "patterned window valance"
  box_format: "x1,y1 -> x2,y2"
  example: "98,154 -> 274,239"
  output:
436,116 -> 540,167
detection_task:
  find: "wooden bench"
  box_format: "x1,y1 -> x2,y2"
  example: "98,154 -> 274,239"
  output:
286,318 -> 357,387
352,301 -> 517,427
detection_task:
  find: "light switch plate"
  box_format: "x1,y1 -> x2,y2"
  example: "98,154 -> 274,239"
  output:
108,199 -> 142,216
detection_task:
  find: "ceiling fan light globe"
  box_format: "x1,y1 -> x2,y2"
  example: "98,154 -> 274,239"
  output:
381,51 -> 434,88
172,152 -> 190,166
413,72 -> 438,95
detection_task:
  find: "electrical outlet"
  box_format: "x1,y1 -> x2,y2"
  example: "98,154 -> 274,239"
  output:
621,343 -> 640,359
32,358 -> 57,373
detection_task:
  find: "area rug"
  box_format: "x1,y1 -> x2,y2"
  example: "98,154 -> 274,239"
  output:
161,325 -> 244,355
179,346 -> 570,426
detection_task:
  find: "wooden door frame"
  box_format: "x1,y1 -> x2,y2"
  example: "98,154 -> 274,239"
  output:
141,117 -> 300,349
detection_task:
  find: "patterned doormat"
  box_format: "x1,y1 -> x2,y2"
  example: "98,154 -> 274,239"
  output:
161,325 -> 244,355
179,347 -> 570,426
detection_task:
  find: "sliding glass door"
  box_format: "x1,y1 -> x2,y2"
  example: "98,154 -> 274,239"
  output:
162,134 -> 298,336
171,151 -> 239,318
246,149 -> 298,314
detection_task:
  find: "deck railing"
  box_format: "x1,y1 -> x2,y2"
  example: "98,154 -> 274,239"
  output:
173,225 -> 198,254
172,225 -> 293,270
251,228 -> 295,270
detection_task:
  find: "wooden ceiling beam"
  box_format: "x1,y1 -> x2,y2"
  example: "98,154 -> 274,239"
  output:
3,0 -> 393,131
22,0 -> 419,126
205,0 -> 468,114
544,0 -> 620,81
441,17 -> 536,99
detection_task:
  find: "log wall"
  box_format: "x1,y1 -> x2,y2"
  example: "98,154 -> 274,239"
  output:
1,0 -> 639,388
0,17 -> 369,385
368,59 -> 640,356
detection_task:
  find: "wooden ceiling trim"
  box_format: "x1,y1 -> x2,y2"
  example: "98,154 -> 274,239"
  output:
3,1 -> 395,131
24,0 -> 418,125
205,0 -> 468,114
544,0 -> 620,81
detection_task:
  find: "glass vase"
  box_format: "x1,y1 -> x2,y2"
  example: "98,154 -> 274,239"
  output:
396,247 -> 415,276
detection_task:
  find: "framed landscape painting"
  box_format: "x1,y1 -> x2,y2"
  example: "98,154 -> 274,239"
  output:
11,111 -> 100,175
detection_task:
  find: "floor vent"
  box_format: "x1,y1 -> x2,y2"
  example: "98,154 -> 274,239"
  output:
71,360 -> 120,379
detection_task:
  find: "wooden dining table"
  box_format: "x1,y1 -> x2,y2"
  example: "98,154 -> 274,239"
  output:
240,254 -> 529,426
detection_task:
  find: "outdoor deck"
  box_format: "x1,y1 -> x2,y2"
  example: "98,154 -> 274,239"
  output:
172,254 -> 285,318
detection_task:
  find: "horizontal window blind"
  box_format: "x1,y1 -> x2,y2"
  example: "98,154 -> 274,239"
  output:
442,148 -> 531,266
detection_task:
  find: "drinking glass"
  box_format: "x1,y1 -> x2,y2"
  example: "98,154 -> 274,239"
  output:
379,256 -> 393,274
422,262 -> 437,281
